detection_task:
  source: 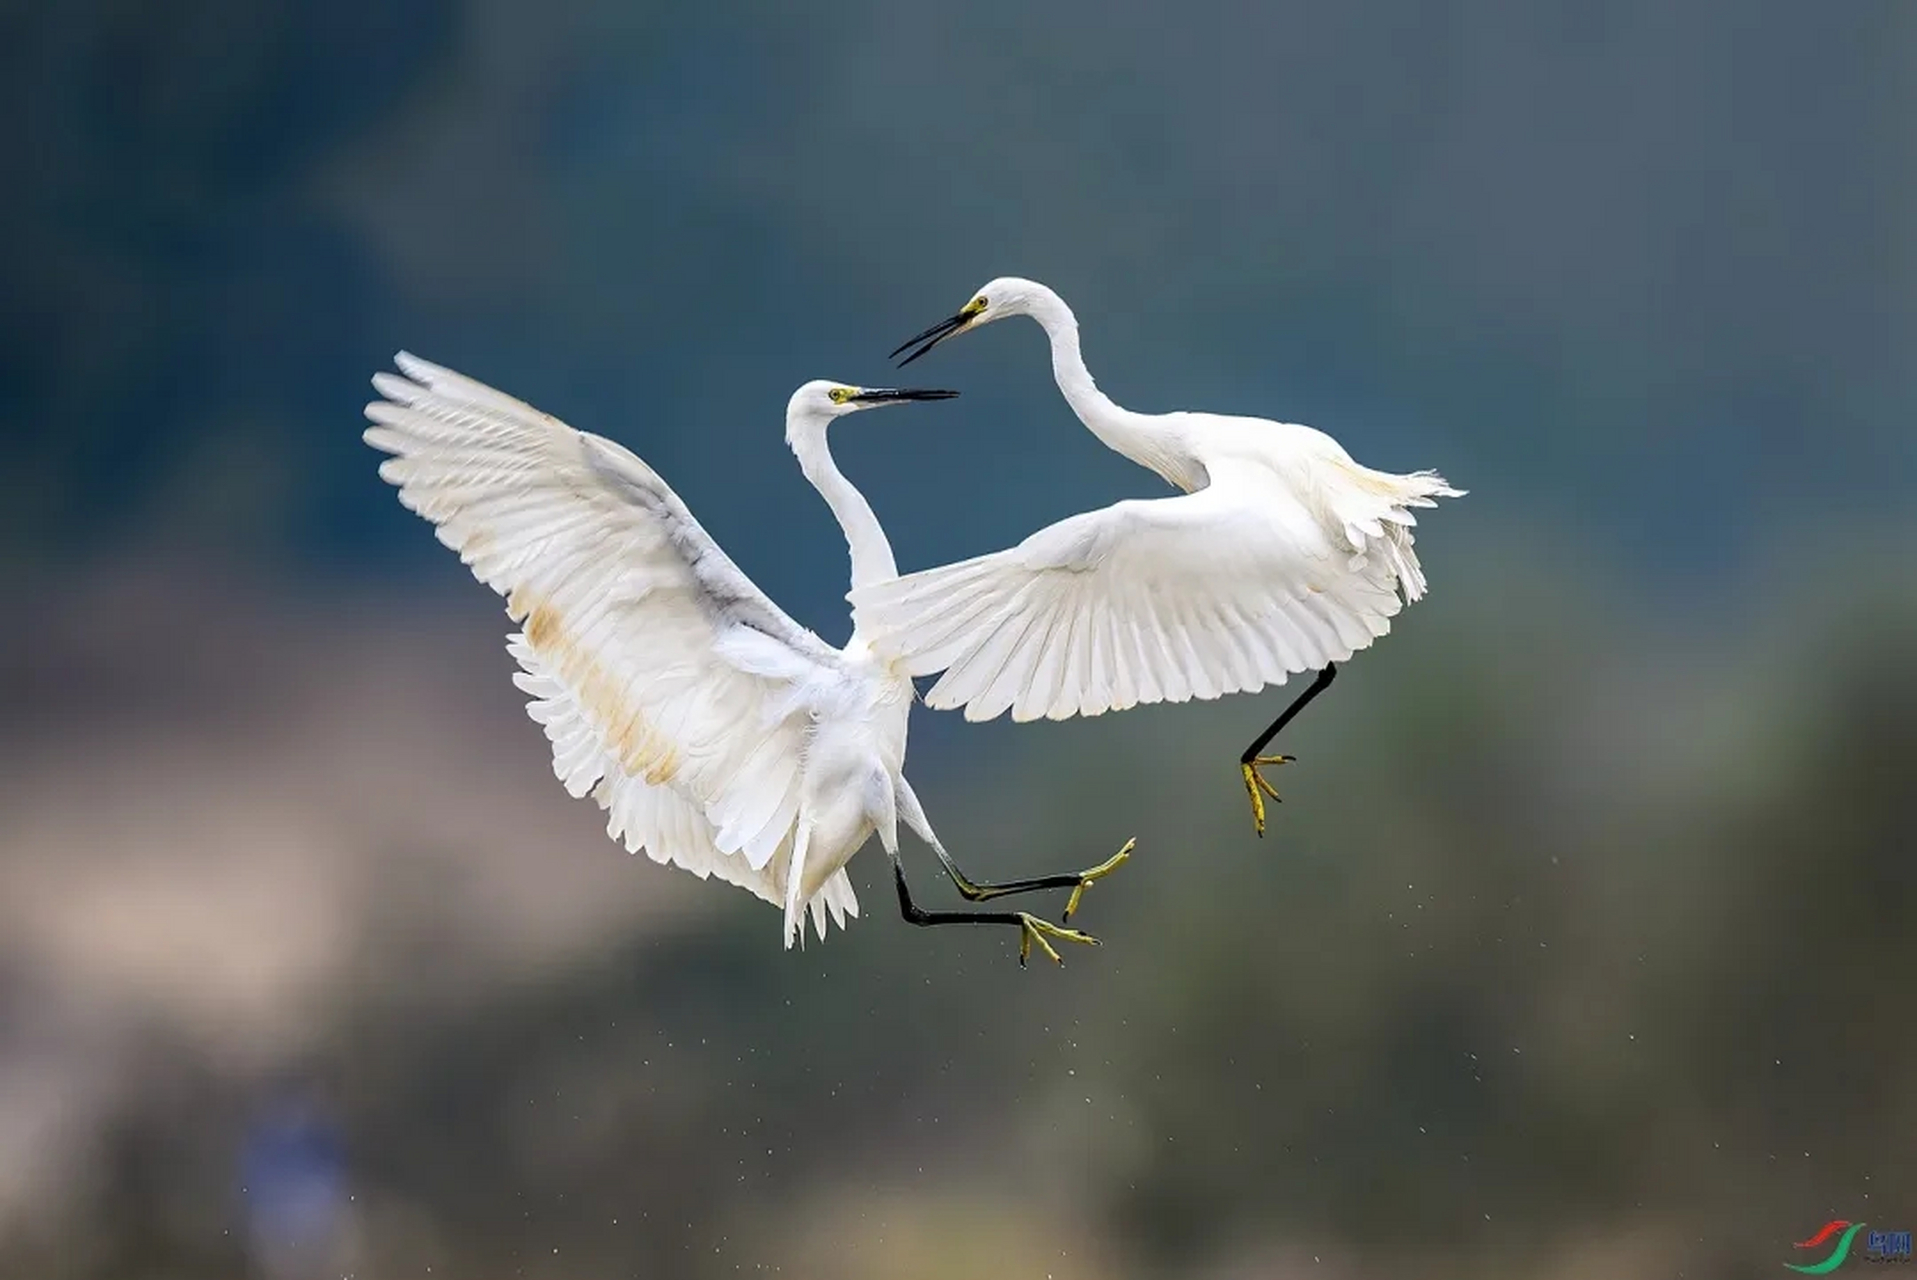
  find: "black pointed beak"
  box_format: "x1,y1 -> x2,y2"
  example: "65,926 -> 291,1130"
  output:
889,312 -> 973,367
849,387 -> 961,404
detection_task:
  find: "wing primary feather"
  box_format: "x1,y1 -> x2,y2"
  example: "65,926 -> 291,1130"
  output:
367,352 -> 857,943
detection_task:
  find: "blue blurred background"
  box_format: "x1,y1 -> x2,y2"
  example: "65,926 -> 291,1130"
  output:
3,2 -> 1914,1276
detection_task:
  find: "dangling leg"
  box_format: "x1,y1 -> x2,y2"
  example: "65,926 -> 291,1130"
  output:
895,775 -> 1133,923
1240,663 -> 1338,837
888,857 -> 1099,968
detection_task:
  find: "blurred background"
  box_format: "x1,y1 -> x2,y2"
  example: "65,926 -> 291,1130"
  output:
3,1 -> 1914,1276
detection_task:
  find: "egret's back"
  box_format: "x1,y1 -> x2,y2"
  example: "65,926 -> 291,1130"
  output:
1215,412 -> 1463,602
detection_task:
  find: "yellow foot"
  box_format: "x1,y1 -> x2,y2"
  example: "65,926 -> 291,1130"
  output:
1062,837 -> 1137,923
1241,755 -> 1295,838
1016,913 -> 1100,968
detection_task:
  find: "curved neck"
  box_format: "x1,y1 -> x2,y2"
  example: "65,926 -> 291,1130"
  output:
1025,288 -> 1200,492
786,413 -> 897,593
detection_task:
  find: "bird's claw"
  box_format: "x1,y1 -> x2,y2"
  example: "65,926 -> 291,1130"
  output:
1016,912 -> 1100,968
1241,755 -> 1295,838
1061,837 -> 1137,923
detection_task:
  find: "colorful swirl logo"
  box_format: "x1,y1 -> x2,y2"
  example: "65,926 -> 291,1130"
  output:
1788,1220 -> 1865,1273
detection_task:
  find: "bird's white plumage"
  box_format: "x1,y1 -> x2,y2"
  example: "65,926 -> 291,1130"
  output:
364,354 -> 931,945
852,278 -> 1462,723
508,634 -> 857,940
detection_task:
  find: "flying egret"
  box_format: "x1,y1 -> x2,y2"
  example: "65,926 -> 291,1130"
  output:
364,354 -> 1131,963
853,277 -> 1463,836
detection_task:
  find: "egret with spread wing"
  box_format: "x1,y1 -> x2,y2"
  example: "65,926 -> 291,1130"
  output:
853,278 -> 1463,836
365,354 -> 1130,962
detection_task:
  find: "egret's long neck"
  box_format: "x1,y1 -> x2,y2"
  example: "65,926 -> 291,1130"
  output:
1027,290 -> 1198,491
787,415 -> 897,593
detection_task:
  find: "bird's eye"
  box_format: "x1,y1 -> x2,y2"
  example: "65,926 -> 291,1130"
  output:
828,387 -> 851,404
972,296 -> 988,311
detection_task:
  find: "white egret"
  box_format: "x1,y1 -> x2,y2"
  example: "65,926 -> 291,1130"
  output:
853,278 -> 1463,836
363,353 -> 1129,962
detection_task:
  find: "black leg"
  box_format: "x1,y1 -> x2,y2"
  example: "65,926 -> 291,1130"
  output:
893,775 -> 1135,926
940,867 -> 1084,899
891,863 -> 1099,967
1239,663 -> 1338,837
1241,663 -> 1339,763
923,837 -> 1135,923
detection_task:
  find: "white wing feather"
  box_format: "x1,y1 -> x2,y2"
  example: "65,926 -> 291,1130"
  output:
850,470 -> 1443,724
509,636 -> 857,941
364,352 -> 842,882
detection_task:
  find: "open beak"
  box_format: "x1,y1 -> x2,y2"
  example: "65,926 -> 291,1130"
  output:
890,299 -> 986,367
889,314 -> 970,367
850,387 -> 960,405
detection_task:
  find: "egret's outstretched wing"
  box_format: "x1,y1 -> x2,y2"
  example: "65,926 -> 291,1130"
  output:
850,481 -> 1410,723
509,636 -> 858,942
365,352 -> 840,871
